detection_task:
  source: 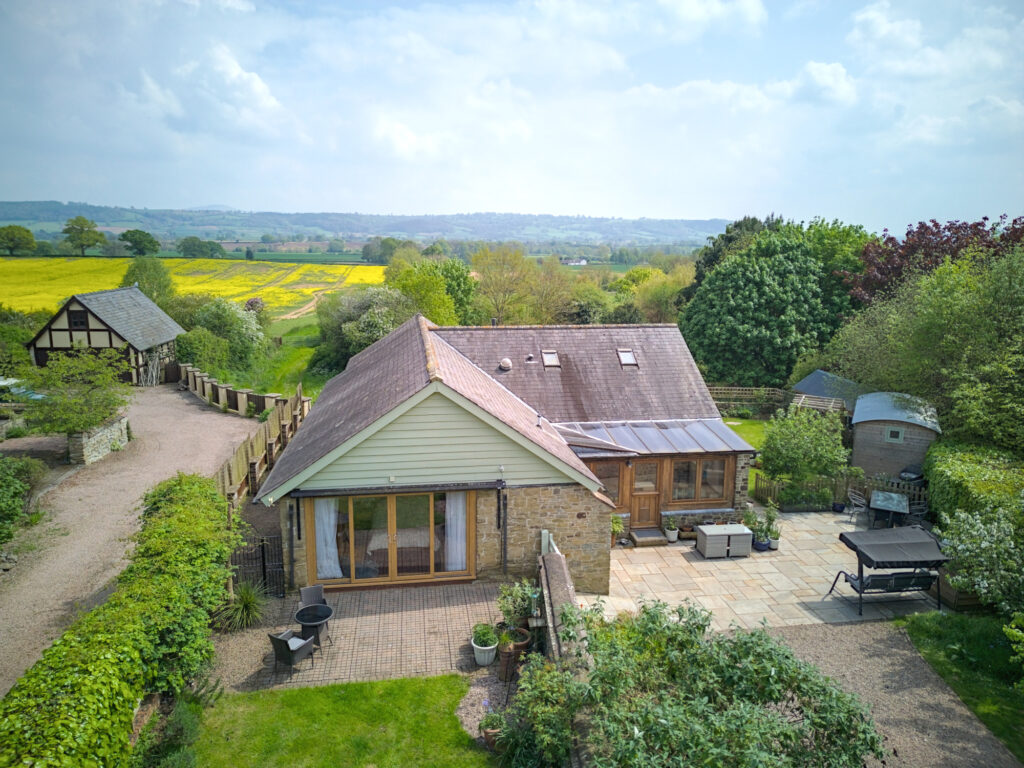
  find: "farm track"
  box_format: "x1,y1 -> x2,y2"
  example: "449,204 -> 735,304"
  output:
0,386 -> 257,695
276,276 -> 349,320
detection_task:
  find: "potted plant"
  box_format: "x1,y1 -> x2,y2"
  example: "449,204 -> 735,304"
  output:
498,578 -> 534,628
663,516 -> 678,543
496,630 -> 517,682
479,710 -> 504,750
767,524 -> 781,550
745,507 -> 771,551
471,622 -> 498,666
610,515 -> 624,547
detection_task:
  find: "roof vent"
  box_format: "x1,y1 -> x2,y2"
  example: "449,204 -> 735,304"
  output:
526,353 -> 535,362
499,357 -> 512,371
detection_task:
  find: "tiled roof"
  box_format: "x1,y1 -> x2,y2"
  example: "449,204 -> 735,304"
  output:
432,324 -> 720,422
258,316 -> 598,501
74,286 -> 184,351
792,369 -> 867,411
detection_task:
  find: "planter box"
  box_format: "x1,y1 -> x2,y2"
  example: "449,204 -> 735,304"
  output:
929,569 -> 983,612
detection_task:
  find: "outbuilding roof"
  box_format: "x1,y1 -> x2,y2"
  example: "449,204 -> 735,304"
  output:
791,369 -> 867,411
73,286 -> 184,351
555,419 -> 754,458
852,392 -> 941,433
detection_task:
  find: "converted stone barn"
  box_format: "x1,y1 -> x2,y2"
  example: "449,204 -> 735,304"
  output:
26,286 -> 184,386
256,316 -> 754,594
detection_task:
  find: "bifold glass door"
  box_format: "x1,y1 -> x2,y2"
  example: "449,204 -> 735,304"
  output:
314,492 -> 470,583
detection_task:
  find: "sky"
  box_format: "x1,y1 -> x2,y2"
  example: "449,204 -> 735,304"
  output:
0,0 -> 1021,234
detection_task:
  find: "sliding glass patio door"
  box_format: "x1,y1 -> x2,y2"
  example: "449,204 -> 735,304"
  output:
311,491 -> 471,584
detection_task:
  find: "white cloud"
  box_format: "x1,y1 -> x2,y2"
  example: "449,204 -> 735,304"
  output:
657,0 -> 767,28
800,61 -> 857,105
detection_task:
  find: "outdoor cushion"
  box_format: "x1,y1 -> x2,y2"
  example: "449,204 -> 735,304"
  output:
287,636 -> 308,651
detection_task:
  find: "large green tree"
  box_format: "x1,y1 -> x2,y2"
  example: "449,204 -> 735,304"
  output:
120,256 -> 176,307
61,216 -> 105,256
310,286 -> 416,374
681,215 -> 783,302
176,237 -> 226,259
471,245 -> 536,324
385,260 -> 458,326
118,229 -> 160,257
21,347 -> 133,434
0,225 -> 36,256
679,234 -> 833,386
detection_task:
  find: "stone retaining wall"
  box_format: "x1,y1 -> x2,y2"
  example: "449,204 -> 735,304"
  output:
68,415 -> 129,465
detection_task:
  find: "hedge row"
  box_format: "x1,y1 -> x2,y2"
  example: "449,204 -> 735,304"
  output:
923,441 -> 1024,524
0,474 -> 241,767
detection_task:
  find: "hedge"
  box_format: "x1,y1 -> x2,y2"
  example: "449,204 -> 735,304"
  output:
924,441 -> 1024,616
0,474 -> 241,767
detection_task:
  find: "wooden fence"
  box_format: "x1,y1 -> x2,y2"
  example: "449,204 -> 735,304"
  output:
753,473 -> 928,511
708,387 -> 845,415
209,383 -> 310,509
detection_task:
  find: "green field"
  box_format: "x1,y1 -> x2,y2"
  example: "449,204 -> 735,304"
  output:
0,257 -> 384,315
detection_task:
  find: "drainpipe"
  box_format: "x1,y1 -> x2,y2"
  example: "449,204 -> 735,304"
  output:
496,478 -> 507,574
286,499 -> 295,591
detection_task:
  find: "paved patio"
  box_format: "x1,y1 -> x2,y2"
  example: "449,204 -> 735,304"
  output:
578,510 -> 940,630
215,582 -> 501,690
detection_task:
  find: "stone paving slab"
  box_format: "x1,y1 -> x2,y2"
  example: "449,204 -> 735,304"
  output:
579,511 -> 940,630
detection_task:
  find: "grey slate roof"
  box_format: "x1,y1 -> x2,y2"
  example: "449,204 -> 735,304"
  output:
257,315 -> 599,502
792,369 -> 867,411
73,286 -> 184,351
852,392 -> 941,433
432,325 -> 719,423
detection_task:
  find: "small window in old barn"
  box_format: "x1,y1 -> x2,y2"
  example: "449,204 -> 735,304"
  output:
541,349 -> 560,367
885,427 -> 905,444
617,348 -> 637,366
68,310 -> 88,330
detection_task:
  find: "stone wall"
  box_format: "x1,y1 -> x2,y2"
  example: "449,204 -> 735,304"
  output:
68,415 -> 129,465
279,500 -> 308,589
734,452 -> 755,507
478,484 -> 611,595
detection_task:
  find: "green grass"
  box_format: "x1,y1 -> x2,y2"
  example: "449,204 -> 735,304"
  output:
894,611 -> 1024,762
193,675 -> 495,768
722,418 -> 768,450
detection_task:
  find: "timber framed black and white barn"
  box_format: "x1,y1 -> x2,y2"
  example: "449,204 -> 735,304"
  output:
26,286 -> 184,386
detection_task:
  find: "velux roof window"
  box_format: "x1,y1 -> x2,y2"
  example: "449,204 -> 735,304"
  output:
541,349 -> 560,367
617,348 -> 637,366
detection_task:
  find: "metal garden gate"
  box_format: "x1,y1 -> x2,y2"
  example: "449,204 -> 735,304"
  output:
230,534 -> 285,597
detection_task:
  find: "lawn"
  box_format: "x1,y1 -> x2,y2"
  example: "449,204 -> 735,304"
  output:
0,257 -> 384,315
722,417 -> 767,450
193,675 -> 495,768
895,611 -> 1024,762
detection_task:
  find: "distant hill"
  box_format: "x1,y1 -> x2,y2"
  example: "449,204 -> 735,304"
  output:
0,201 -> 729,245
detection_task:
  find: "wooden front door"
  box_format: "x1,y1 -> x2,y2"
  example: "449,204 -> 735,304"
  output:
630,460 -> 660,529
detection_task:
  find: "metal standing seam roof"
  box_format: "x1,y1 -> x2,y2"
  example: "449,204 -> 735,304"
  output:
72,286 -> 185,351
852,392 -> 941,433
555,419 -> 754,459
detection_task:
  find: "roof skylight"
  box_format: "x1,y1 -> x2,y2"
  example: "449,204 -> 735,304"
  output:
541,349 -> 560,367
617,348 -> 637,366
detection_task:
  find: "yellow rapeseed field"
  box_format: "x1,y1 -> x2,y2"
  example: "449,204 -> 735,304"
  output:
0,258 -> 384,315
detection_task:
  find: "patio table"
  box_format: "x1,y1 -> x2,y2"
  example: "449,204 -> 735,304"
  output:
295,603 -> 333,649
869,490 -> 909,528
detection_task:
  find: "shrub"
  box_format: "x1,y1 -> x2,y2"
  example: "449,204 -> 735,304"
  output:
213,581 -> 268,632
761,405 -> 849,484
0,455 -> 46,545
0,474 -> 241,766
503,601 -> 883,767
1006,614 -> 1024,692
924,441 -> 1024,615
498,578 -> 535,626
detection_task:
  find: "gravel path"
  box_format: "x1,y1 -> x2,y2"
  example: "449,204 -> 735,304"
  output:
0,385 -> 257,695
773,621 -> 1022,768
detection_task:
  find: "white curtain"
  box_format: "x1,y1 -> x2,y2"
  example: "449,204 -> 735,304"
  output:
315,497 -> 344,579
444,492 -> 467,571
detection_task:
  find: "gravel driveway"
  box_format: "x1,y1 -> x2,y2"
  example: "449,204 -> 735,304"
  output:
0,385 -> 257,695
774,621 -> 1022,768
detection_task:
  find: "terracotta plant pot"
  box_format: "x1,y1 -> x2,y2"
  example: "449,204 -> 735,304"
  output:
482,728 -> 500,750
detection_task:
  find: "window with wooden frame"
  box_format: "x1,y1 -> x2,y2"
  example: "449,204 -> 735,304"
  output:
670,457 -> 728,502
884,427 -> 905,444
68,310 -> 88,330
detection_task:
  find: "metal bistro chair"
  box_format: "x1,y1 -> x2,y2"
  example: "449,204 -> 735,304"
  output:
268,630 -> 315,675
846,489 -> 868,526
297,584 -> 333,646
904,500 -> 929,527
